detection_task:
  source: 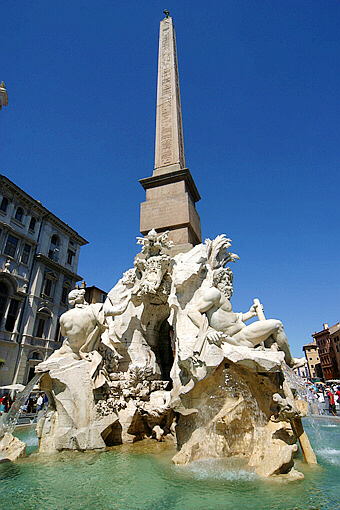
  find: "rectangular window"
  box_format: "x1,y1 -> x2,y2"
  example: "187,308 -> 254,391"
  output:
54,319 -> 62,342
5,299 -> 19,332
36,318 -> 46,338
44,278 -> 52,297
4,234 -> 19,258
67,249 -> 75,265
29,217 -> 36,232
21,243 -> 31,264
0,297 -> 7,326
61,287 -> 68,304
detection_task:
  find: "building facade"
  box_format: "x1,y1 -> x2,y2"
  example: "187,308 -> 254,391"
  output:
329,323 -> 340,375
84,284 -> 107,305
293,358 -> 309,382
312,323 -> 340,381
302,341 -> 323,381
0,175 -> 87,386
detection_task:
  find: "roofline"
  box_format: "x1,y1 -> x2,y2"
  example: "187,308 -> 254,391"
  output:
303,342 -> 318,350
312,330 -> 329,338
85,285 -> 108,294
0,175 -> 88,246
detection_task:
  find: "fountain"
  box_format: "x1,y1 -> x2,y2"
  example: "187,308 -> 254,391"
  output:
0,231 -> 320,483
0,373 -> 43,461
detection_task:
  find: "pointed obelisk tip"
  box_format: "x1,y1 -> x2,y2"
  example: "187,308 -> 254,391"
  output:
163,9 -> 170,18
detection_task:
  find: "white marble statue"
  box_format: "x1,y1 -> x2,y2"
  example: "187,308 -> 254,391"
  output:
39,288 -> 131,387
187,266 -> 301,369
135,229 -> 173,297
29,231 -> 317,478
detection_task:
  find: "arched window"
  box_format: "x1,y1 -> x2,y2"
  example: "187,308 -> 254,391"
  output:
51,234 -> 59,246
29,217 -> 36,231
15,207 -> 23,222
49,234 -> 60,260
0,197 -> 9,212
0,282 -> 9,326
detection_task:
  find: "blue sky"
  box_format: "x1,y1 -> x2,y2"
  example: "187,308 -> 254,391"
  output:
2,1 -> 340,356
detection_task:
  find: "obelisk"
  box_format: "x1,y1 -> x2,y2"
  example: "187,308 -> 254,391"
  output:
139,11 -> 201,251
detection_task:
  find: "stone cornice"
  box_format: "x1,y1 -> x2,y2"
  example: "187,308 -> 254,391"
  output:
35,253 -> 82,281
139,167 -> 201,203
312,330 -> 329,338
0,175 -> 88,245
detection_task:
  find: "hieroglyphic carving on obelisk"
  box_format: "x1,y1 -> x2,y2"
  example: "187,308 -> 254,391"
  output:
154,15 -> 185,175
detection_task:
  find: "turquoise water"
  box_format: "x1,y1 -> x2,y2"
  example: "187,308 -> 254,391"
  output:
0,417 -> 339,510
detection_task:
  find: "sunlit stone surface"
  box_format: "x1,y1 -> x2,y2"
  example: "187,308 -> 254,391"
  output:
3,231 -> 313,480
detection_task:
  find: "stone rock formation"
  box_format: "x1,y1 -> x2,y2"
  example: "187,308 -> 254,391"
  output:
0,432 -> 26,462
32,231 -> 315,480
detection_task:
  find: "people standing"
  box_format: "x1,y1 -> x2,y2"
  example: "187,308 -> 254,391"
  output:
0,394 -> 8,413
327,388 -> 337,416
33,393 -> 44,423
36,393 -> 44,412
335,386 -> 340,406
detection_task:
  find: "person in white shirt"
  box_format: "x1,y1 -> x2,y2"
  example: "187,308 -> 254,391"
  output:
33,393 -> 44,423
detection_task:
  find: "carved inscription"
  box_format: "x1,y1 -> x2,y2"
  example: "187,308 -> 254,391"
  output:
160,21 -> 173,165
156,18 -> 185,169
174,38 -> 185,167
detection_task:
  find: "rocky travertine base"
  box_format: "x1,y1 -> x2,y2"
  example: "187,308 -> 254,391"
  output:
37,356 -> 175,451
37,356 -> 119,451
0,432 -> 26,462
172,357 -> 304,479
96,373 -> 174,444
247,420 -> 304,479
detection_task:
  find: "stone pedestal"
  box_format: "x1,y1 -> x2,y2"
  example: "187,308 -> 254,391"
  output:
140,168 -> 201,247
37,356 -> 118,452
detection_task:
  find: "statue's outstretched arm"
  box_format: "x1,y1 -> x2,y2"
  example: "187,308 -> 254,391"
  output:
103,292 -> 131,317
241,304 -> 258,322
